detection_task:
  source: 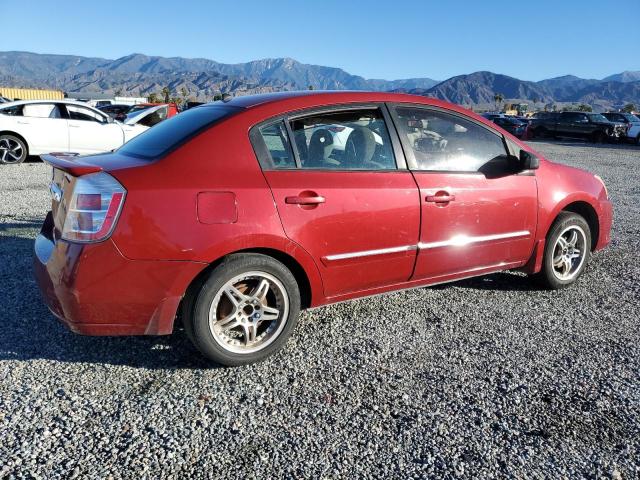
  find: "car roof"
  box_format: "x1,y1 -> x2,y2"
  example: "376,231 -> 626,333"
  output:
0,99 -> 102,108
192,90 -> 516,139
200,90 -> 456,111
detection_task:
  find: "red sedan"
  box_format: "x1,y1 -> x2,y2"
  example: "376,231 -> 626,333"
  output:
34,91 -> 612,366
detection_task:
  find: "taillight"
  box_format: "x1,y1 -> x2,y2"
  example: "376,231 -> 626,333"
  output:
61,172 -> 126,243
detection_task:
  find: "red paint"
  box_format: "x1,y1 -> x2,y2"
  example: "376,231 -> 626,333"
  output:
197,192 -> 237,224
34,91 -> 612,336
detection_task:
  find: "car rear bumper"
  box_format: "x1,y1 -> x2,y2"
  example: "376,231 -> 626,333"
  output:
33,212 -> 206,336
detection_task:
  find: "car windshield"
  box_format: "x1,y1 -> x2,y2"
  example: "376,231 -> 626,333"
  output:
118,105 -> 241,159
588,114 -> 609,123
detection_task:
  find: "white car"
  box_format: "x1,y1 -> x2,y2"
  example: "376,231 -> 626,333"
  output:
0,100 -> 163,164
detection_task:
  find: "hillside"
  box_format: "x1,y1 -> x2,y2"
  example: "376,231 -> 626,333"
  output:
0,51 -> 638,108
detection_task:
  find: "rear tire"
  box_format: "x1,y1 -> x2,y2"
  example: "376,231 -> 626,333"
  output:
535,212 -> 591,289
185,253 -> 301,366
0,134 -> 28,164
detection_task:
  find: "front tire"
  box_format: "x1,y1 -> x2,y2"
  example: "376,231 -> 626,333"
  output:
0,134 -> 28,164
185,253 -> 301,366
536,212 -> 591,289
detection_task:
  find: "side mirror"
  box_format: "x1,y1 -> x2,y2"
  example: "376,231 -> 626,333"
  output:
520,150 -> 539,170
106,115 -> 115,124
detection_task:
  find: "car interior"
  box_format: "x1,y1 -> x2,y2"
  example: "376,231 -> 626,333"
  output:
290,109 -> 396,170
395,107 -> 514,175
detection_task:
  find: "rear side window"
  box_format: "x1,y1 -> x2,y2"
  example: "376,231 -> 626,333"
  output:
118,105 -> 240,159
22,103 -> 61,119
289,109 -> 396,170
252,121 -> 296,169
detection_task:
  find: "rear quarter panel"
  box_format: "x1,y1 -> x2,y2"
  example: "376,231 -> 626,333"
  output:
108,112 -> 325,305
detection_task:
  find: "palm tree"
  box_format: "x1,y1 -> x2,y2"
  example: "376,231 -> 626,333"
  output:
161,87 -> 171,103
494,93 -> 504,111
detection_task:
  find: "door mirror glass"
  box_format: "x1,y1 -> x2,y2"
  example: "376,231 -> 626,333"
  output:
520,150 -> 539,170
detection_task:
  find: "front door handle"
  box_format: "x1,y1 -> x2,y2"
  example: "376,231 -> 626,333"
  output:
426,192 -> 455,203
285,195 -> 326,205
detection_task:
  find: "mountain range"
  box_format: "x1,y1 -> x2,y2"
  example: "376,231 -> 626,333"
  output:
0,51 -> 638,110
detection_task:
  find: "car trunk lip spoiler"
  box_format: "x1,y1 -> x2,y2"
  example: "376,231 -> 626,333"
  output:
40,153 -> 103,176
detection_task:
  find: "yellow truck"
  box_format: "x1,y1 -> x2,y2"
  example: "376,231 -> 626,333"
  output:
0,87 -> 64,101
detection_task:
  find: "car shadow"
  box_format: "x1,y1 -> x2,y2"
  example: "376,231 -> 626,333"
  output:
439,271 -> 545,292
1,218 -> 545,368
0,218 -> 219,369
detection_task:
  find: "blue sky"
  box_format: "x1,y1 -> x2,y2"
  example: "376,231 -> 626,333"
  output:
2,0 -> 637,81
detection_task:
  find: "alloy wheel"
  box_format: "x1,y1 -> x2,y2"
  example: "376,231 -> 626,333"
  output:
208,271 -> 289,354
551,225 -> 587,281
0,137 -> 24,164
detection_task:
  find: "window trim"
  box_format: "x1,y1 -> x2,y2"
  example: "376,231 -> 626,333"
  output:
249,102 -> 407,172
60,103 -> 109,124
387,103 -> 512,175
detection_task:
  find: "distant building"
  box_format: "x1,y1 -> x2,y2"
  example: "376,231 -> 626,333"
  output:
0,87 -> 64,101
66,91 -> 147,105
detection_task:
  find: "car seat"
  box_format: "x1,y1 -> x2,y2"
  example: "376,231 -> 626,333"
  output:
343,126 -> 381,170
306,128 -> 337,168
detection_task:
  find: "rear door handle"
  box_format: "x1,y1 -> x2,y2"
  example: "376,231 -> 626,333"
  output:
285,195 -> 325,205
426,193 -> 455,203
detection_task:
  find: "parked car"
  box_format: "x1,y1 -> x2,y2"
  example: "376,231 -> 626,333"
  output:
601,112 -> 640,145
183,101 -> 205,111
92,100 -> 114,108
529,111 -> 626,142
481,113 -> 504,121
34,91 -> 612,366
97,103 -> 132,121
0,100 -> 162,164
491,116 -> 527,138
127,102 -> 179,118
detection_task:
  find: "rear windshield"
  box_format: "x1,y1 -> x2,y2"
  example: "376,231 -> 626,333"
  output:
118,105 -> 241,159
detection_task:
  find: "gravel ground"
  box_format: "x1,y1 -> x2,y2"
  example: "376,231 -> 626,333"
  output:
1,141 -> 639,479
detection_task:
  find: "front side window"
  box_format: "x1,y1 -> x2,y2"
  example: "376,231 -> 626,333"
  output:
288,108 -> 396,170
394,106 -> 510,174
22,103 -> 61,119
65,105 -> 105,123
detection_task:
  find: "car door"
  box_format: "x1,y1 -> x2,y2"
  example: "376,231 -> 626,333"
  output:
18,102 -> 69,154
63,104 -> 124,154
572,113 -> 591,137
389,104 -> 537,282
251,105 -> 421,297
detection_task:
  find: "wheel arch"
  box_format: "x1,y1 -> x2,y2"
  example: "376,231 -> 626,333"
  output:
559,201 -> 599,251
0,130 -> 29,154
177,246 -> 319,333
